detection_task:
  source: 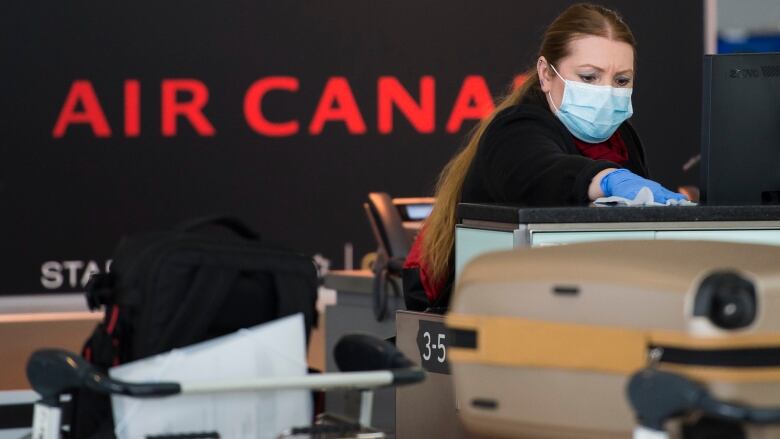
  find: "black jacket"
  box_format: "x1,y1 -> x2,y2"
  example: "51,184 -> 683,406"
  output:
403,87 -> 650,313
461,87 -> 649,206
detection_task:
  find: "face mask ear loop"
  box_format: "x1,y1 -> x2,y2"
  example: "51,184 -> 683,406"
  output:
545,62 -> 564,113
547,91 -> 559,113
549,63 -> 565,82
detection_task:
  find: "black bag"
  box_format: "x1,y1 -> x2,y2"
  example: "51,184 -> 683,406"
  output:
70,216 -> 318,438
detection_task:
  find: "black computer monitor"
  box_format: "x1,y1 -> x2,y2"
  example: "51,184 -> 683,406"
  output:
701,53 -> 780,205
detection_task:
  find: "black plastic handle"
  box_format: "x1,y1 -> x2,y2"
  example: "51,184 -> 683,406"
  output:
334,334 -> 414,372
175,216 -> 260,241
27,349 -> 181,401
627,368 -> 780,431
391,368 -> 426,385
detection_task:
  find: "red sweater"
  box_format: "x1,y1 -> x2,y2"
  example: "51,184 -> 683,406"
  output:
403,229 -> 443,303
573,130 -> 629,165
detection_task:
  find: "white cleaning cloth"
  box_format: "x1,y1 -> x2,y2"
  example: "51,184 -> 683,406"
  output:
594,186 -> 697,207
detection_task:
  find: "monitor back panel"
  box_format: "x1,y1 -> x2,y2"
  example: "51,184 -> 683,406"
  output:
701,53 -> 780,205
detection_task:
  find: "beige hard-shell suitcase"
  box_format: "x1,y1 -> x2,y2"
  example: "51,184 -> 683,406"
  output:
446,240 -> 780,438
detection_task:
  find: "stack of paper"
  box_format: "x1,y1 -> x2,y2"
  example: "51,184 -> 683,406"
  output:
110,314 -> 311,439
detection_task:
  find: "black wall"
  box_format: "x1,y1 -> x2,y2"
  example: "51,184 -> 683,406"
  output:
0,1 -> 703,294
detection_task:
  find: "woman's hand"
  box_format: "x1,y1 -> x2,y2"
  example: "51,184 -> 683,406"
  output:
590,168 -> 688,203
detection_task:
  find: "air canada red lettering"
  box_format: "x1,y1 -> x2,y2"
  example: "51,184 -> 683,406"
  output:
52,75 -> 513,138
52,80 -> 112,138
244,76 -> 300,137
161,79 -> 215,137
308,77 -> 367,135
124,79 -> 141,137
445,75 -> 495,133
377,76 -> 435,134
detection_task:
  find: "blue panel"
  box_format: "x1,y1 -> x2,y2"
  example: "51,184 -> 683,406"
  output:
718,34 -> 780,53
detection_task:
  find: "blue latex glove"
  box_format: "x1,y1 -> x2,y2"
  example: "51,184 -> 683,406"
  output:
600,169 -> 687,204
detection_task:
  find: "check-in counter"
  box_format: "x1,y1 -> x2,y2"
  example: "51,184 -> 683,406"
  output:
456,204 -> 780,278
0,294 -> 101,437
0,294 -> 101,391
322,270 -> 404,372
322,270 -> 404,433
395,204 -> 780,437
326,204 -> 780,435
396,310 -> 475,438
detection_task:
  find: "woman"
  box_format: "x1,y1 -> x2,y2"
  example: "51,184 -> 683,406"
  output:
403,3 -> 686,310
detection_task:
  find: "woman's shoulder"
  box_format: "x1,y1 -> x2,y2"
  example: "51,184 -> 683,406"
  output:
485,97 -> 564,142
493,102 -> 555,124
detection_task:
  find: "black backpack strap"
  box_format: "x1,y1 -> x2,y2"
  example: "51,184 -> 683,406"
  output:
175,215 -> 261,241
84,272 -> 117,311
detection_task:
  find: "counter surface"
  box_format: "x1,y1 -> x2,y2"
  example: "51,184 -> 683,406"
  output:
458,203 -> 780,224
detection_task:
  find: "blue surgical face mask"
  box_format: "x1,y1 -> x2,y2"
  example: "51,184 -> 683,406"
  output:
546,63 -> 633,143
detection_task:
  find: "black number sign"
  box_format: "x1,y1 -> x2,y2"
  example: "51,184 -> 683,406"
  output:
416,319 -> 451,374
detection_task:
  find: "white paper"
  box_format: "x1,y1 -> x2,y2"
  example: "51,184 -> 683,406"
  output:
109,314 -> 311,439
595,186 -> 697,207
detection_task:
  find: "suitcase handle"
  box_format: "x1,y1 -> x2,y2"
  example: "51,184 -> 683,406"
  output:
176,216 -> 261,241
628,368 -> 780,435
